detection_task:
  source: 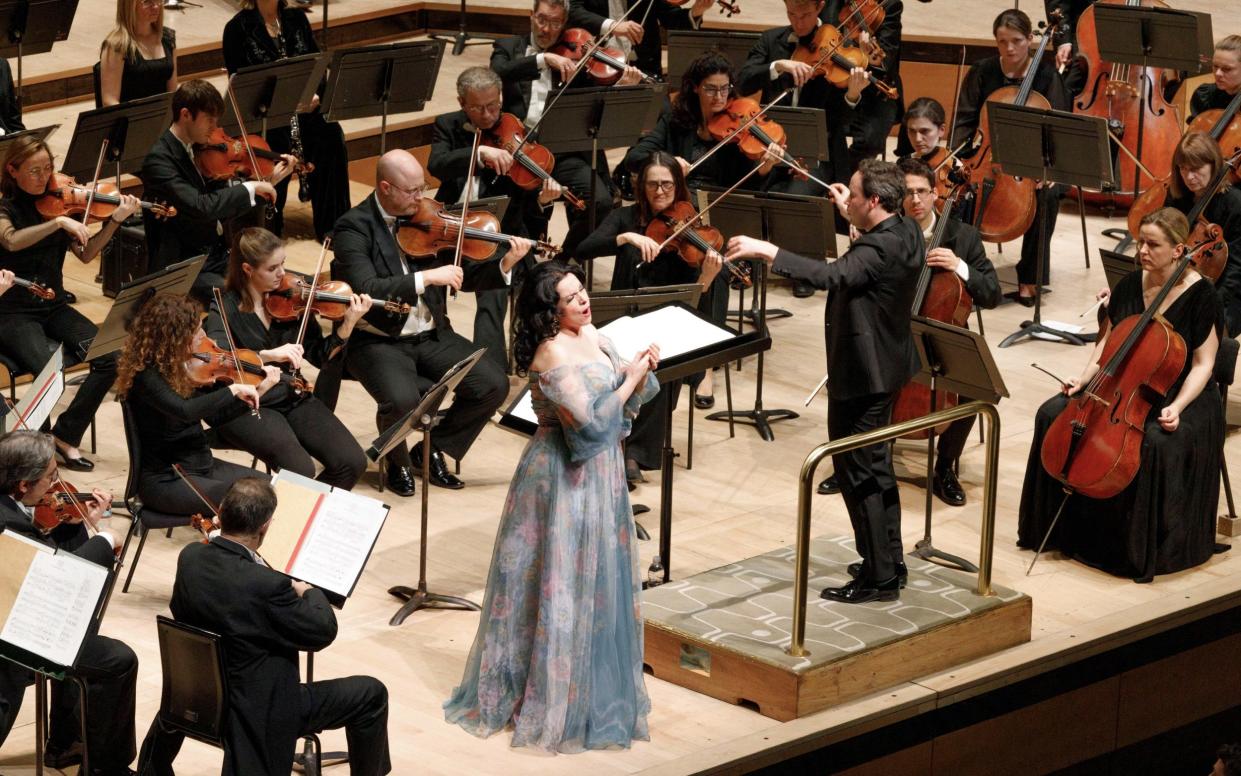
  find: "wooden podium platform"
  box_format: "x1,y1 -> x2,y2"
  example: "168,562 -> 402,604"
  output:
642,536 -> 1032,721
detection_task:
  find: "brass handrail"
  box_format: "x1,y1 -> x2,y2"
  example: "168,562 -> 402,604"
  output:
788,400 -> 1001,657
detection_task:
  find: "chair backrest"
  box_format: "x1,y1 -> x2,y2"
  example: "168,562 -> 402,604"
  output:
1216,336 -> 1239,389
119,400 -> 143,504
91,61 -> 103,109
155,614 -> 229,746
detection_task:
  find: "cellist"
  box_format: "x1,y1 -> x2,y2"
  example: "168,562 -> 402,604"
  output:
1189,34 -> 1241,120
1018,208 -> 1223,583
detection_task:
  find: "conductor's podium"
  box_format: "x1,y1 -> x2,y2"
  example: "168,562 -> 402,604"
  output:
641,535 -> 1032,721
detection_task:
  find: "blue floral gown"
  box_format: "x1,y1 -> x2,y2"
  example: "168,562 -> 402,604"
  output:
444,336 -> 659,752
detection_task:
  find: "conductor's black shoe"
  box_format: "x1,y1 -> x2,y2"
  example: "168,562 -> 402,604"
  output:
933,467 -> 967,506
817,474 -> 841,495
43,741 -> 83,769
385,465 -> 416,497
820,575 -> 900,604
847,561 -> 908,588
793,280 -> 815,298
412,442 -> 464,490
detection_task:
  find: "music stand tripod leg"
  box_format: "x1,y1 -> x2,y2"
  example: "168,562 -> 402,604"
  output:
428,0 -> 493,55
912,380 -> 978,573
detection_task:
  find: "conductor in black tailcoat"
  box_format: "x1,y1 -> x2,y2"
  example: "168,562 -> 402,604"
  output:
725,159 -> 922,603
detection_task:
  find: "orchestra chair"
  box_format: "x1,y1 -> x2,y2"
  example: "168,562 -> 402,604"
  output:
0,348 -> 97,452
152,616 -> 231,752
117,400 -> 202,593
1216,336 -> 1239,527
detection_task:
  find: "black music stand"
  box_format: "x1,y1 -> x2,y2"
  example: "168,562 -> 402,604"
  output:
908,317 -> 1009,572
322,41 -> 445,156
219,54 -> 328,138
370,349 -> 485,626
0,124 -> 55,154
61,93 -> 172,182
768,106 -> 829,166
0,0 -> 79,102
84,256 -> 205,362
538,83 -> 667,287
666,30 -> 759,87
1100,248 -> 1135,290
990,103 -> 1114,348
429,0 -> 491,56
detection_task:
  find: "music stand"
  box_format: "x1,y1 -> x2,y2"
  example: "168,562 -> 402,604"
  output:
370,349 -> 485,626
83,256 -> 205,362
666,30 -> 760,87
768,106 -> 829,164
219,54 -> 328,138
61,93 -> 173,181
0,0 -> 79,99
429,0 -> 491,56
0,124 -> 56,154
1092,5 -> 1213,202
322,41 -> 445,155
989,103 -> 1114,348
907,317 -> 1009,572
1100,248 -> 1136,290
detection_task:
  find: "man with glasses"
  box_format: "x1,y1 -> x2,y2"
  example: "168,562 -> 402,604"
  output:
330,149 -> 530,496
0,430 -> 138,775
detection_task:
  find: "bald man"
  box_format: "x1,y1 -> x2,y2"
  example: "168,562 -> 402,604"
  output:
330,150 -> 531,496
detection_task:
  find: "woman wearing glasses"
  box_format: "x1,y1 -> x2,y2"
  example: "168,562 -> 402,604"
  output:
98,0 -> 177,107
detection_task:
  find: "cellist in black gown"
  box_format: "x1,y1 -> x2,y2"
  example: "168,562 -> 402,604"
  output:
1018,208 -> 1224,582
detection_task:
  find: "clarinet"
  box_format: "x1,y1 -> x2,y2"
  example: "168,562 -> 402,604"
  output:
290,113 -> 312,203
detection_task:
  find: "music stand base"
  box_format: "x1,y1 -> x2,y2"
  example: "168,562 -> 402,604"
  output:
429,31 -> 492,56
730,307 -> 793,323
293,749 -> 348,775
912,537 -> 978,573
388,585 -> 480,626
999,321 -> 1086,349
705,406 -> 798,442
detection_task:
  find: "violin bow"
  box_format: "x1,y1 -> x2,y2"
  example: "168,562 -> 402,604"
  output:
212,286 -> 261,418
687,88 -> 791,175
172,463 -> 222,519
296,236 -> 332,348
447,129 -> 483,300
649,163 -> 765,255
80,138 -> 111,228
6,407 -> 104,543
223,75 -> 278,219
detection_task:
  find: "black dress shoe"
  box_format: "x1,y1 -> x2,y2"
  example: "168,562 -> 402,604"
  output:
933,467 -> 966,507
820,575 -> 900,604
412,442 -> 464,490
693,393 -> 715,410
793,280 -> 815,298
385,465 -> 416,497
1003,290 -> 1036,308
44,741 -> 83,769
57,449 -> 94,472
62,290 -> 77,305
817,474 -> 840,495
846,561 -> 908,588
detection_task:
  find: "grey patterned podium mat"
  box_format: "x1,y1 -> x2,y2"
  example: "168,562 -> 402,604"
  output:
642,535 -> 1029,673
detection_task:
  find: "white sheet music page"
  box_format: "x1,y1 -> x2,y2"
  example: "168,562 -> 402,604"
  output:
287,488 -> 388,599
599,305 -> 733,362
0,533 -> 107,667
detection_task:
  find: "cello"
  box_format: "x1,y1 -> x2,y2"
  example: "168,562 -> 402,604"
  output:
1186,89 -> 1241,185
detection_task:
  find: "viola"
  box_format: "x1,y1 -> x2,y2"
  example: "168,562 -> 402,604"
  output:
666,0 -> 739,16
184,328 -> 310,393
1185,89 -> 1241,185
194,127 -> 314,183
481,113 -> 586,211
32,480 -> 99,536
838,0 -> 889,66
6,274 -> 55,301
548,28 -> 656,86
36,172 -> 176,223
960,11 -> 1063,244
394,199 -> 559,261
790,23 -> 899,101
644,200 -> 751,288
706,97 -> 787,162
264,273 -> 410,321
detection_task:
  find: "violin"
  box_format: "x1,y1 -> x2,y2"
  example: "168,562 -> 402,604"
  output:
644,200 -> 751,288
36,172 -> 176,223
194,127 -> 314,183
5,274 -> 55,301
481,113 -> 586,211
666,0 -> 740,16
548,28 -> 656,86
184,328 -> 310,393
923,147 -> 959,209
395,199 -> 559,261
706,97 -> 787,162
32,480 -> 100,536
838,0 -> 889,66
790,23 -> 899,100
264,273 -> 410,321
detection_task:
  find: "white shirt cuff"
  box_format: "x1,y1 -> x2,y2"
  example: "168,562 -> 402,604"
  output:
602,19 -> 617,35
845,93 -> 860,108
501,267 -> 513,285
769,61 -> 780,81
414,271 -> 426,296
690,13 -> 702,29
954,260 -> 970,282
241,181 -> 258,206
536,52 -> 546,70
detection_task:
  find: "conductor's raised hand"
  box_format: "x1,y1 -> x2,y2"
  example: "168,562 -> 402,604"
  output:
724,234 -> 777,264
826,182 -> 850,216
424,264 -> 464,290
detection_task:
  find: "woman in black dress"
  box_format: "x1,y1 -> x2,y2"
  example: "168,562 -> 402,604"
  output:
0,135 -> 140,470
950,9 -> 1070,306
99,0 -> 177,106
222,0 -> 351,240
115,294 -> 279,515
205,227 -> 369,489
576,152 -> 721,479
1018,207 -> 1223,582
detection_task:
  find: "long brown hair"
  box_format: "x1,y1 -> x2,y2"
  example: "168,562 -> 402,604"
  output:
635,152 -> 691,229
115,294 -> 203,400
1,136 -> 53,197
225,227 -> 283,312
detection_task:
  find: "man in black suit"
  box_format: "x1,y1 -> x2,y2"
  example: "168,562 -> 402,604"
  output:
332,149 -> 530,496
568,0 -> 714,79
0,58 -> 24,134
138,478 -> 390,776
140,79 -> 292,298
726,159 -> 922,603
0,431 -> 138,776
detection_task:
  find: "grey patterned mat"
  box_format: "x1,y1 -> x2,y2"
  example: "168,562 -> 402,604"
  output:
642,535 -> 1029,673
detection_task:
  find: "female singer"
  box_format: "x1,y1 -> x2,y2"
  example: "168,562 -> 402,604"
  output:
1018,208 -> 1223,582
205,227 -> 369,490
1164,131 -> 1241,336
222,0 -> 351,240
115,294 -> 280,515
0,135 -> 140,470
950,9 -> 1070,306
98,0 -> 177,106
576,151 -> 722,479
1190,34 -> 1241,120
444,260 -> 658,751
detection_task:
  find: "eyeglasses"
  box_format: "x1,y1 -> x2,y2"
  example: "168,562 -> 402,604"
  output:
464,101 -> 501,115
20,164 -> 53,177
700,84 -> 732,97
905,188 -> 935,200
644,180 -> 675,192
139,0 -> 161,7
388,182 -> 425,197
532,13 -> 565,29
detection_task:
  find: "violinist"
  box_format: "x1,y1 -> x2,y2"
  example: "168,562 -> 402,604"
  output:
331,150 -> 529,497
898,96 -> 970,223
115,293 -> 280,516
1018,208 -> 1223,582
0,430 -> 138,775
0,135 -> 140,472
567,0 -> 715,78
950,9 -> 1070,307
1162,132 -> 1241,336
204,228 -> 369,490
98,0 -> 177,106
1043,0 -> 1092,97
140,79 -> 293,297
576,152 -> 722,480
222,0 -> 352,241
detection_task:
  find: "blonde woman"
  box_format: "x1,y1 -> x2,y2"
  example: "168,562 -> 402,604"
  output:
99,0 -> 177,106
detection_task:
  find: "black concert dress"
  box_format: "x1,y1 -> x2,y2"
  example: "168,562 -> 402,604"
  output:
118,28 -> 175,103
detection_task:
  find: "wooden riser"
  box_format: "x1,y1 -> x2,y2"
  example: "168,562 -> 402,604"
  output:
644,596 -> 1033,722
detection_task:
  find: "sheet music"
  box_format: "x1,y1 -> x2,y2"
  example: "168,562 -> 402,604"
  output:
0,533 -> 108,667
287,489 -> 388,598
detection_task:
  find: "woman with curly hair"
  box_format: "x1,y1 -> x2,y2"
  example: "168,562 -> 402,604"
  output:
116,293 -> 280,515
444,260 -> 660,752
